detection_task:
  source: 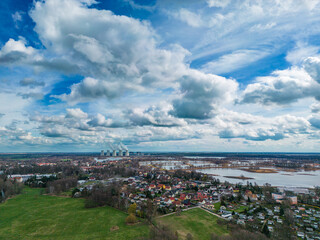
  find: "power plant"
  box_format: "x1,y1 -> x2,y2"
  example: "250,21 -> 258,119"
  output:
100,142 -> 129,157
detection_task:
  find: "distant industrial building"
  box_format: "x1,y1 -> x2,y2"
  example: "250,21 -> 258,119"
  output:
100,142 -> 129,157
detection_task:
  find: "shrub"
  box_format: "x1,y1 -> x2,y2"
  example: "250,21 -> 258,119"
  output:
125,214 -> 137,224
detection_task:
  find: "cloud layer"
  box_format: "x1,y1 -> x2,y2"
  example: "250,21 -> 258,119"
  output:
1,0 -> 320,152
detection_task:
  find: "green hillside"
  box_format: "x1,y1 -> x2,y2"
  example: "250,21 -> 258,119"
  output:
156,208 -> 229,240
0,188 -> 149,240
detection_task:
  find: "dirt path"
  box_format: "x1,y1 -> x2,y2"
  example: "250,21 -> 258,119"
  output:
200,207 -> 228,220
156,206 -> 200,218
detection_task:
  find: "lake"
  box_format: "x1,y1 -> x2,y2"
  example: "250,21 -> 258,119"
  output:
197,168 -> 320,188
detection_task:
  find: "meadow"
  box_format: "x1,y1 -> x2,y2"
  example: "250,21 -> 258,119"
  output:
0,188 -> 149,240
156,208 -> 229,240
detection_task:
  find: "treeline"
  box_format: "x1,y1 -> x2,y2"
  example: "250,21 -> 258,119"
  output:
47,177 -> 78,195
172,169 -> 203,180
0,175 -> 23,203
83,182 -> 128,209
89,164 -> 138,179
82,182 -> 157,224
4,164 -> 81,176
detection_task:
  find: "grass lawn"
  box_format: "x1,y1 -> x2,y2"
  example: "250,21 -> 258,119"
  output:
156,208 -> 229,240
214,202 -> 221,211
0,188 -> 149,240
234,205 -> 248,213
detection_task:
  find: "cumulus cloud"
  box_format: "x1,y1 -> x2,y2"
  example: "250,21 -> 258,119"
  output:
66,108 -> 88,119
126,105 -> 186,127
309,116 -> 320,129
30,114 -> 65,124
2,0 -> 320,151
0,38 -> 37,64
310,102 -> 320,113
215,110 -> 310,141
132,126 -> 201,143
240,67 -> 320,105
170,70 -> 238,119
303,56 -> 320,83
57,77 -> 120,103
41,126 -> 68,138
87,113 -> 114,128
219,128 -> 285,141
29,0 -> 188,103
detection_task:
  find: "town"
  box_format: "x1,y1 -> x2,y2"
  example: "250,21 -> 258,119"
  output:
1,152 -> 320,239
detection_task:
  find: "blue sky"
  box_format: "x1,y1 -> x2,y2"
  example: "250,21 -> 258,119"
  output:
1,0 -> 320,152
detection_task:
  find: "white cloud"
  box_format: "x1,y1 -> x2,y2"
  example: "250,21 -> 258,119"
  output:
170,69 -> 238,119
240,67 -> 320,105
303,56 -> 320,83
29,0 -> 189,103
2,0 -> 320,151
310,102 -> 320,113
172,8 -> 204,27
286,43 -> 319,65
66,108 -> 88,119
201,49 -> 269,74
0,38 -> 37,64
207,0 -> 230,8
12,11 -> 24,29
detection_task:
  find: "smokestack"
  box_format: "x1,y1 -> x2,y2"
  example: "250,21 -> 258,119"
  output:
125,150 -> 129,156
119,150 -> 123,157
106,150 -> 110,156
100,150 -> 104,156
112,150 -> 116,157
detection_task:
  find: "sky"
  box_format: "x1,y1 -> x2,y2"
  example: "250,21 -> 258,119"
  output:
1,0 -> 320,152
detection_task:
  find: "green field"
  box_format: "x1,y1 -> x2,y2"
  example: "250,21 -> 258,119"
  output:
156,208 -> 229,240
0,188 -> 149,240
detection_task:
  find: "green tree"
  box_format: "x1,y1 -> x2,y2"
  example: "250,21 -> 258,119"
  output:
128,203 -> 137,215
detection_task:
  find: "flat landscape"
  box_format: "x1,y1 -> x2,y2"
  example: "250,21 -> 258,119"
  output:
0,188 -> 149,240
156,208 -> 229,240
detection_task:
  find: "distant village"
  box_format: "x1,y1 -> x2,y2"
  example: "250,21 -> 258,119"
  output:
1,152 -> 320,239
